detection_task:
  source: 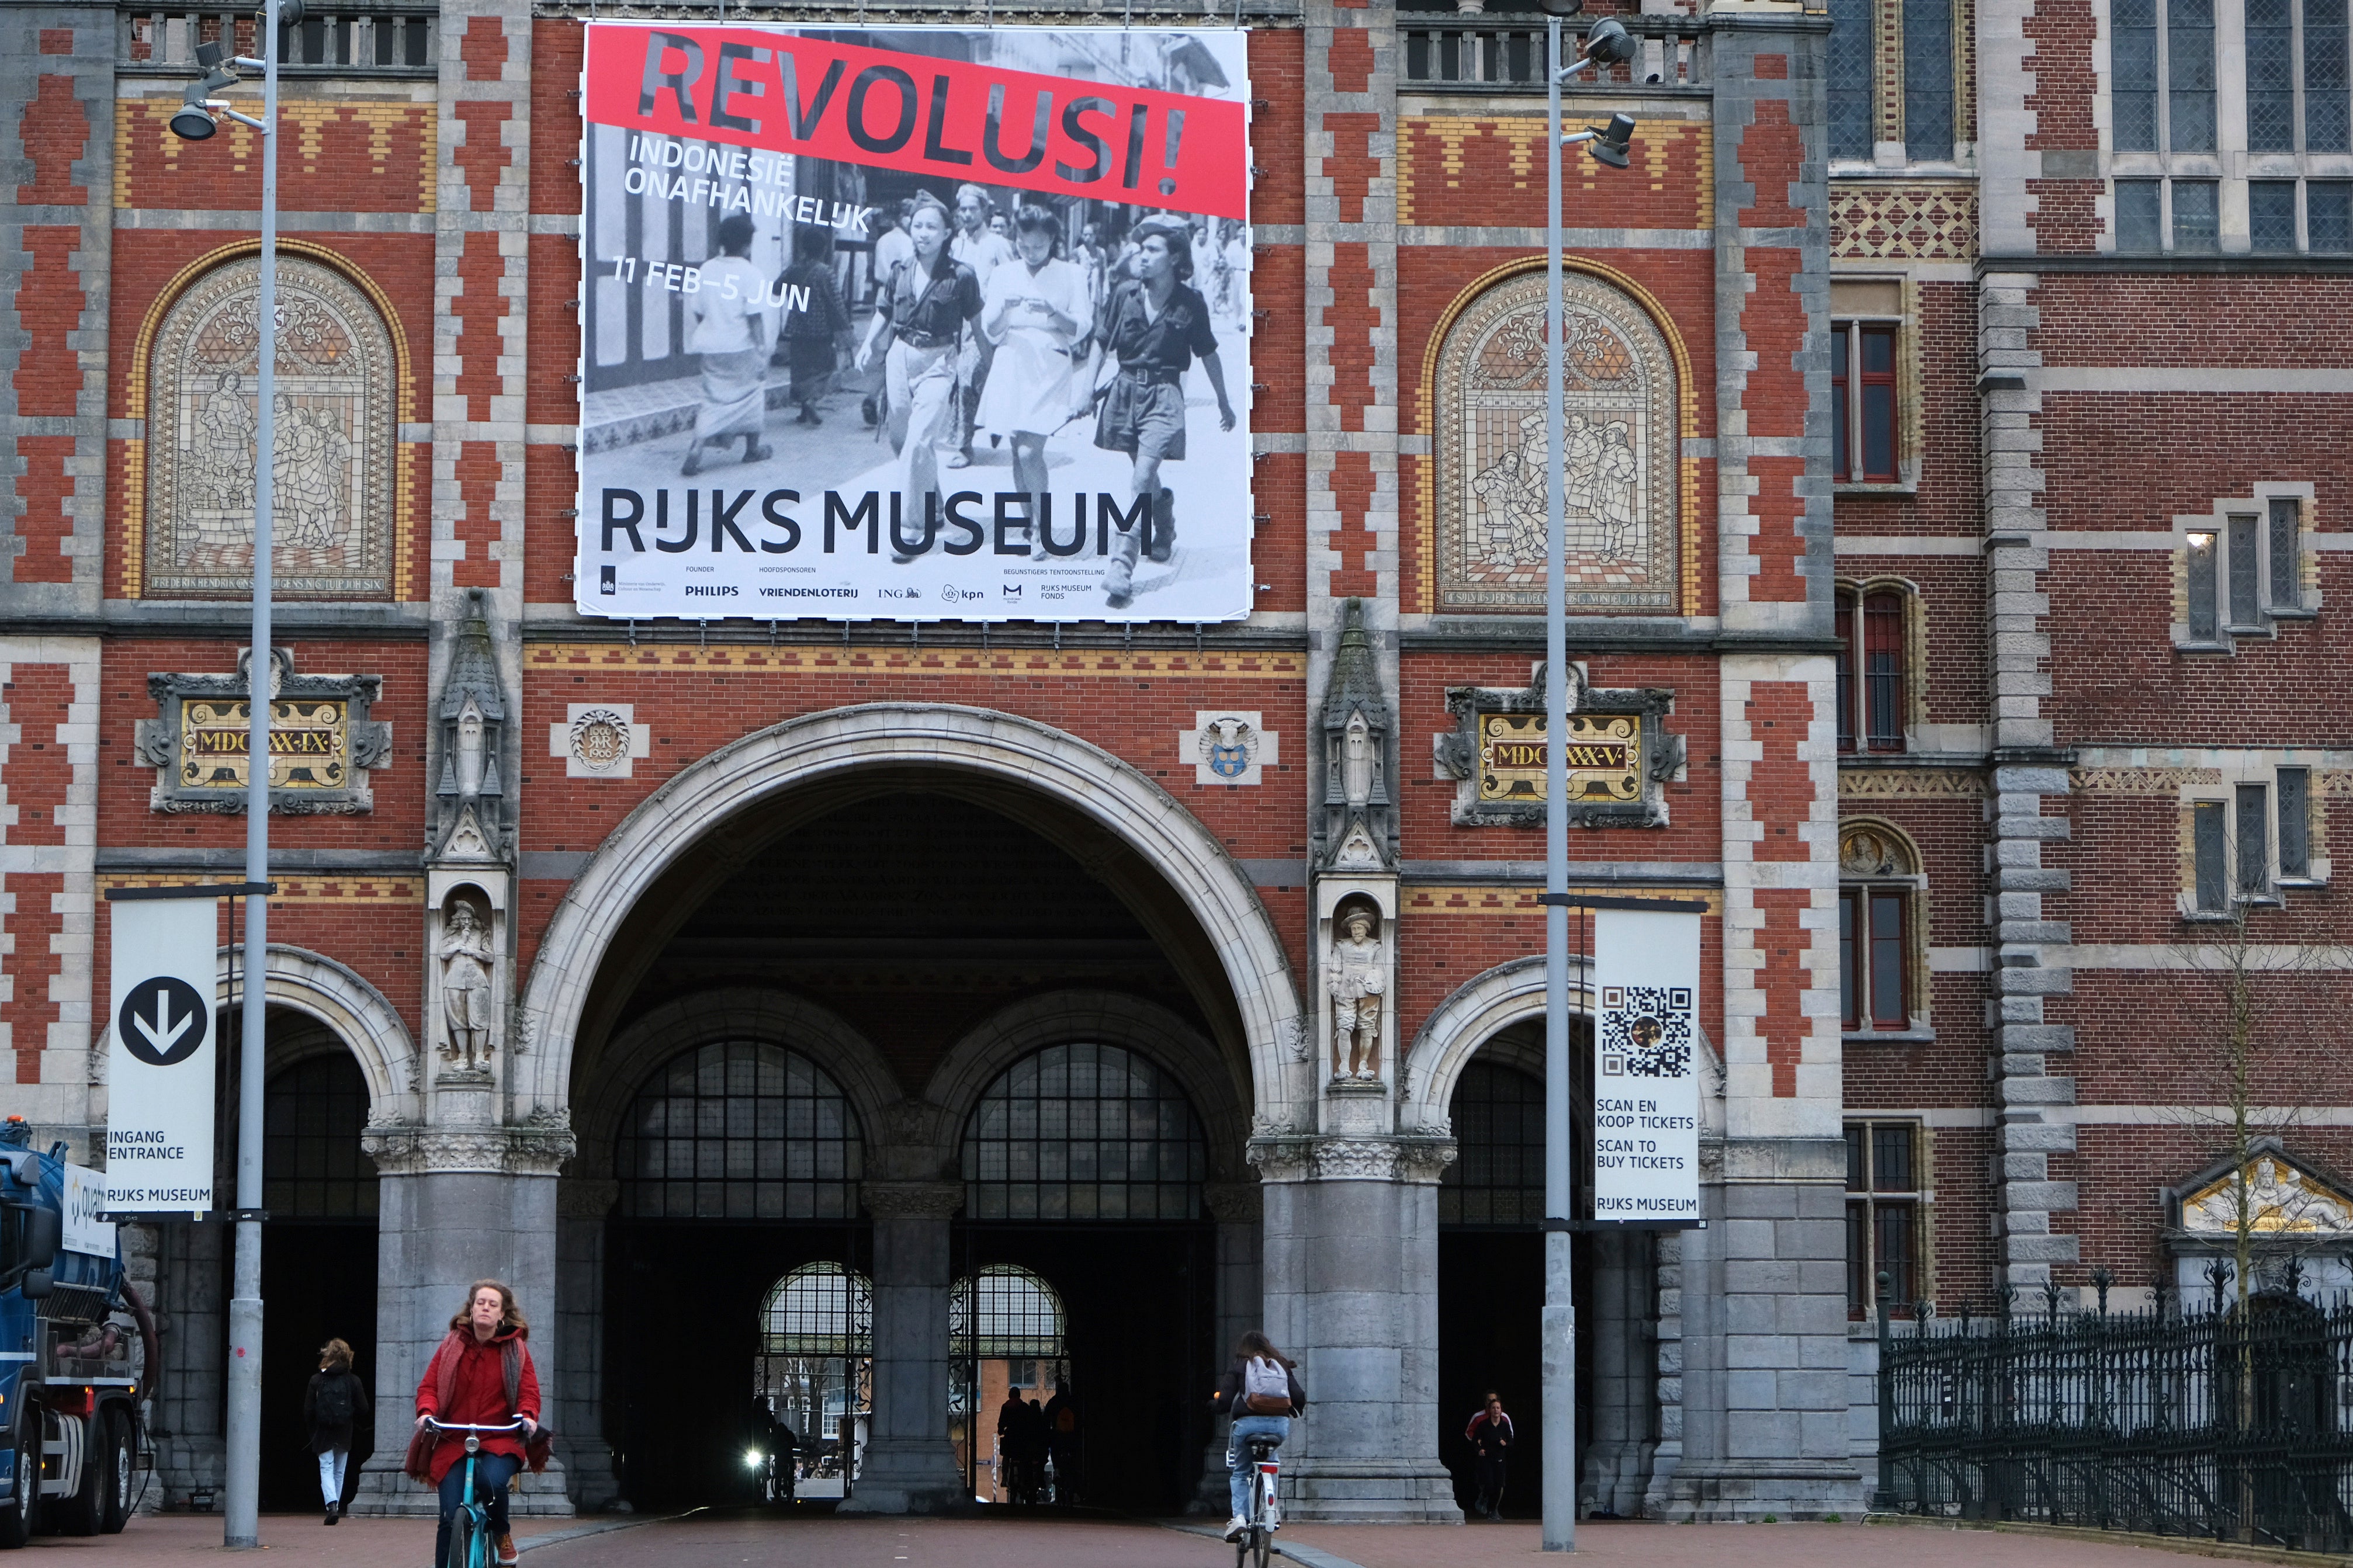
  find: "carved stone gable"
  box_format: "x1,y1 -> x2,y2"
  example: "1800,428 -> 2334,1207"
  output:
1433,269 -> 1682,614
433,588 -> 511,863
1316,598 -> 1394,872
143,254 -> 397,600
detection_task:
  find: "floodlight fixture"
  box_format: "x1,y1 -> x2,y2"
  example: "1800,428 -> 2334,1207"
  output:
1588,112 -> 1637,167
1582,18 -> 1637,66
1538,0 -> 1585,15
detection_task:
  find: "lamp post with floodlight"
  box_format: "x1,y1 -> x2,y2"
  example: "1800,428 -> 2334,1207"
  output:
165,0 -> 303,1547
1532,1 -> 1638,1552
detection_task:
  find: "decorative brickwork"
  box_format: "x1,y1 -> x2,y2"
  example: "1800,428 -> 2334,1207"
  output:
1829,182 -> 1979,259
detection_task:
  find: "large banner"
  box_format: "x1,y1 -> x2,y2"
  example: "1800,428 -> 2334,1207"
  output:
1590,908 -> 1701,1224
105,899 -> 217,1216
576,24 -> 1255,622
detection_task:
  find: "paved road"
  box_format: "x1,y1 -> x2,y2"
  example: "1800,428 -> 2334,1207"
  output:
23,1509 -> 2244,1568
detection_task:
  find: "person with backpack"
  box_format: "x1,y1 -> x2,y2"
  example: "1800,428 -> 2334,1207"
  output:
406,1280 -> 551,1568
1210,1330 -> 1305,1542
304,1338 -> 371,1524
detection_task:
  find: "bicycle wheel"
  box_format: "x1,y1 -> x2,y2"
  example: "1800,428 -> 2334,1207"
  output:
1251,1525 -> 1273,1568
445,1504 -> 482,1568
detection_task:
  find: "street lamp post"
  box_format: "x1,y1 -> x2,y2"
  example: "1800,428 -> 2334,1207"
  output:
168,1 -> 301,1546
1536,8 -> 1637,1553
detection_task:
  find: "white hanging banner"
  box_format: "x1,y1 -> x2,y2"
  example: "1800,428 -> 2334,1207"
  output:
105,899 -> 217,1215
1590,907 -> 1701,1223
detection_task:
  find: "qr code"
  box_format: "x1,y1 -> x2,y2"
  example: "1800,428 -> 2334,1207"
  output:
1599,986 -> 1693,1078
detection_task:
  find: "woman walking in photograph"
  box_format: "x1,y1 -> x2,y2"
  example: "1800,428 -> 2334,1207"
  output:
777,225 -> 853,426
977,205 -> 1094,560
679,213 -> 773,477
407,1281 -> 547,1568
854,193 -> 982,561
1091,213 -> 1236,607
304,1337 -> 370,1525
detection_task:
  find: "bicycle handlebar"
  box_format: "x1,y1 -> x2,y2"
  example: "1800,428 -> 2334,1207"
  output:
423,1418 -> 529,1433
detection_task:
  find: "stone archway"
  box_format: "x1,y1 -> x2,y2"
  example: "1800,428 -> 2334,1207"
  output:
210,942 -> 419,1113
516,705 -> 1308,1128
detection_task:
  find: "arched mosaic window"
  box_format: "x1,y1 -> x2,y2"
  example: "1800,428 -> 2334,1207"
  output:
142,253 -> 398,599
1439,1060 -> 1545,1227
263,1051 -> 378,1220
1432,268 -> 1680,615
615,1040 -> 862,1219
961,1043 -> 1207,1222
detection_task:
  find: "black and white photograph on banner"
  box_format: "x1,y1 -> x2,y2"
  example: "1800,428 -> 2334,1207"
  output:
576,23 -> 1255,622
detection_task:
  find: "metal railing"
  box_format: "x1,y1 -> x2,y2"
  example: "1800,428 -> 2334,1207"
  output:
1401,15 -> 1707,93
120,5 -> 436,75
1876,1269 -> 2353,1555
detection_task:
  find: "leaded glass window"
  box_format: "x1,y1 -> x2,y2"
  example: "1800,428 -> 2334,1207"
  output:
263,1052 -> 378,1220
2237,785 -> 2271,896
2171,0 -> 2217,150
2251,181 -> 2300,251
1829,0 -> 1877,159
2251,0 -> 2299,150
616,1040 -> 862,1220
2115,0 -> 2160,149
2172,179 -> 2220,250
1439,1061 -> 1545,1227
2116,179 -> 2165,250
2312,0 -> 2352,150
2269,497 -> 2302,606
961,1043 -> 1207,1222
1903,0 -> 1956,159
2229,513 -> 2261,625
2311,182 -> 2353,248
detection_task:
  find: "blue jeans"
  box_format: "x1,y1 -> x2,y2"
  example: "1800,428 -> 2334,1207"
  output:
435,1451 -> 519,1568
1226,1415 -> 1290,1518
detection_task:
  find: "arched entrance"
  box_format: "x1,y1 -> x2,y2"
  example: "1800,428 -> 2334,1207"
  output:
757,1263 -> 873,1498
542,707 -> 1295,1515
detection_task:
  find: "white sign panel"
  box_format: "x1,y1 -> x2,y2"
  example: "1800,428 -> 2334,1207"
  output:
62,1164 -> 116,1257
1591,907 -> 1701,1223
105,899 -> 217,1214
574,23 -> 1255,622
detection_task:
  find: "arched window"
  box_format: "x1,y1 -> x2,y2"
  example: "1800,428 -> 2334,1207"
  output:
263,1051 -> 377,1220
1839,823 -> 1926,1034
950,1265 -> 1068,1364
948,1265 -> 1069,1502
141,253 -> 399,600
756,1262 -> 872,1477
1834,584 -> 1912,754
960,1043 -> 1207,1222
1431,266 -> 1682,615
1439,1060 -> 1546,1227
615,1040 -> 862,1219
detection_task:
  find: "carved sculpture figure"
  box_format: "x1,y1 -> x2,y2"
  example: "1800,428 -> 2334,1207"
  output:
439,901 -> 495,1070
1326,907 -> 1387,1083
1343,710 -> 1375,810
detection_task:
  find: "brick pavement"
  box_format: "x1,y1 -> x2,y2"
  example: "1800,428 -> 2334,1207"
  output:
23,1511 -> 2244,1568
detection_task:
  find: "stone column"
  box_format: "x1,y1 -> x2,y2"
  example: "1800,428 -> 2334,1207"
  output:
552,1177 -> 621,1510
1580,1226 -> 1657,1516
352,1118 -> 576,1516
1191,1181 -> 1267,1512
840,1182 -> 966,1514
1253,1137 -> 1458,1522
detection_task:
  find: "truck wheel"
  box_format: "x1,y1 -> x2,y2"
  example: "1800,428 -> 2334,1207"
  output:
56,1414 -> 102,1538
0,1411 -> 36,1549
98,1413 -> 132,1535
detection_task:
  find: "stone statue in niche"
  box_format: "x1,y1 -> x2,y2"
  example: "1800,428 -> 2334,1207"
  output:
439,900 -> 495,1071
1342,710 -> 1375,809
1325,904 -> 1387,1083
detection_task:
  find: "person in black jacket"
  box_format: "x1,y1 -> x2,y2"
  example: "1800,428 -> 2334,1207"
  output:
304,1338 -> 371,1524
1209,1330 -> 1305,1541
1465,1390 -> 1514,1518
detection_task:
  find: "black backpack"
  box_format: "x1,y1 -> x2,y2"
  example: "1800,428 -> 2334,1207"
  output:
316,1373 -> 355,1427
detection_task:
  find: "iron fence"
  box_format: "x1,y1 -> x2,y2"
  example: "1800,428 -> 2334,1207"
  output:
1876,1268 -> 2353,1554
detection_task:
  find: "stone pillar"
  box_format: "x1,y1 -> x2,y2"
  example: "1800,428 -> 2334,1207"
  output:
352,1119 -> 576,1517
1580,1227 -> 1657,1517
552,1178 -> 621,1510
1191,1181 -> 1267,1513
840,1182 -> 966,1514
1253,1137 -> 1457,1522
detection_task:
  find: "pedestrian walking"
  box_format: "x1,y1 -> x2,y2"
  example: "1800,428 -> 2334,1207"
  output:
976,204 -> 1094,558
1210,1330 -> 1306,1542
406,1280 -> 550,1568
679,213 -> 773,477
304,1337 -> 370,1525
1041,1368 -> 1080,1504
948,183 -> 1017,468
854,193 -> 981,561
1090,213 -> 1236,606
777,225 -> 853,426
1465,1390 -> 1514,1518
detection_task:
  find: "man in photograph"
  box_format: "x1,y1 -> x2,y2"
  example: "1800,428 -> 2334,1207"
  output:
951,184 -> 1017,469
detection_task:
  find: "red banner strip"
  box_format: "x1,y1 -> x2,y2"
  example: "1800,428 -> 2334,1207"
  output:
584,25 -> 1250,222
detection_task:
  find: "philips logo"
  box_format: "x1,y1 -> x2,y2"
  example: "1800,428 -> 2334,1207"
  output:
684,584 -> 739,598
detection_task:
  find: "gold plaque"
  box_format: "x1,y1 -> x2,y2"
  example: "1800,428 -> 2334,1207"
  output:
179,699 -> 350,791
1477,713 -> 1642,804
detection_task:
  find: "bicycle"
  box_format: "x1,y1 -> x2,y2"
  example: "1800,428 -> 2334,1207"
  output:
1233,1433 -> 1281,1568
425,1418 -> 526,1568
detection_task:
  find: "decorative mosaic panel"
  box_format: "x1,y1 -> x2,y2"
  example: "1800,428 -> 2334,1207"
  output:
1829,182 -> 1979,260
143,255 -> 396,599
1433,270 -> 1680,614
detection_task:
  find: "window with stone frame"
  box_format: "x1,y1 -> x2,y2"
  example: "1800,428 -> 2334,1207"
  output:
2185,768 -> 2323,915
2112,0 -> 2351,254
1846,1120 -> 1929,1318
1828,0 -> 1967,164
2178,491 -> 2314,651
1829,279 -> 1920,491
1834,583 -> 1915,754
1839,822 -> 1929,1035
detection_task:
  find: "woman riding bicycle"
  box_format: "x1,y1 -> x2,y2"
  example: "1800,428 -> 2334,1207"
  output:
407,1280 -> 546,1568
1211,1331 -> 1305,1542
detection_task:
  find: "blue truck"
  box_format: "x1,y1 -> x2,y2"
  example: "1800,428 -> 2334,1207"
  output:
0,1116 -> 152,1545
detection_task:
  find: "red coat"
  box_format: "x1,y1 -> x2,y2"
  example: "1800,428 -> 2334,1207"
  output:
408,1326 -> 544,1485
